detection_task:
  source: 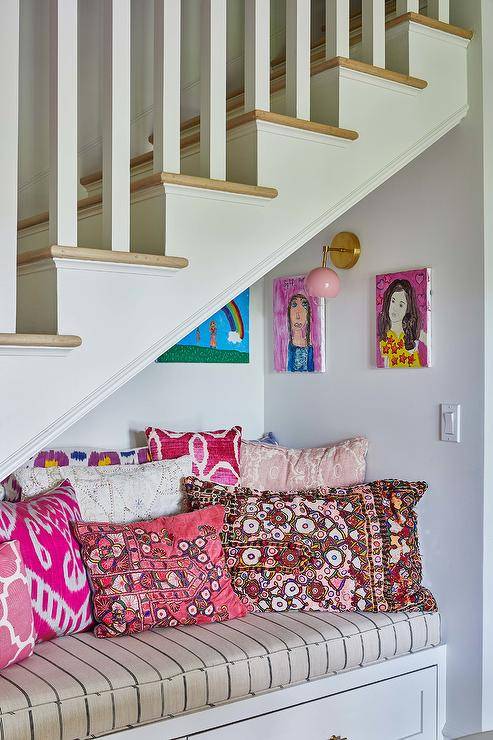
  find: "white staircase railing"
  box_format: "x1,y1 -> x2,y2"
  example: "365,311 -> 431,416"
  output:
285,0 -> 311,119
153,0 -> 182,175
0,0 -> 20,333
244,0 -> 271,112
200,0 -> 227,180
49,0 -> 78,249
102,0 -> 131,251
2,0 -> 453,340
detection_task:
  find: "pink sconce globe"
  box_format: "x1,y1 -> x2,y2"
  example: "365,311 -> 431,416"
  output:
305,266 -> 340,298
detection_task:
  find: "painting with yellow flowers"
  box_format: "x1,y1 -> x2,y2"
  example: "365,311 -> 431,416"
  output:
376,268 -> 431,368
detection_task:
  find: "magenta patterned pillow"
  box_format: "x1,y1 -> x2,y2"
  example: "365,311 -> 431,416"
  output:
0,482 -> 92,642
146,426 -> 242,485
239,437 -> 368,491
2,445 -> 151,501
0,540 -> 35,668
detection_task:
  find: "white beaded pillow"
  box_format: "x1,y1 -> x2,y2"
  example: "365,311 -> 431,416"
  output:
8,457 -> 192,523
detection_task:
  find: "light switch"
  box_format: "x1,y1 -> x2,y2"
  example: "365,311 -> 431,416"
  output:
440,403 -> 460,443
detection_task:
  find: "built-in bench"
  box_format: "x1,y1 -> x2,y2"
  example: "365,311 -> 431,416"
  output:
0,610 -> 443,740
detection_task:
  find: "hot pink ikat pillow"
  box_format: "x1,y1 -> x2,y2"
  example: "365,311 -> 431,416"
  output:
0,481 -> 92,642
146,426 -> 242,485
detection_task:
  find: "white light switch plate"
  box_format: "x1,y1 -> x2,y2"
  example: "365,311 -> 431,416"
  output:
441,403 -> 460,442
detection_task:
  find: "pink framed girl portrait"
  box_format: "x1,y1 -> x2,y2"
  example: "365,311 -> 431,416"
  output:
376,268 -> 431,368
273,275 -> 325,373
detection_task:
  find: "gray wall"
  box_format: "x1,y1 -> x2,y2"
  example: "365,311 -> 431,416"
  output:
263,73 -> 484,736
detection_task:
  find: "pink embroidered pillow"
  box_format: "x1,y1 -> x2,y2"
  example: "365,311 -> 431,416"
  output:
146,426 -> 242,485
0,540 -> 35,668
239,437 -> 368,491
0,482 -> 92,642
71,505 -> 247,638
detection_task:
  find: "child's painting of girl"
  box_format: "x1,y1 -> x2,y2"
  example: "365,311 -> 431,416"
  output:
376,268 -> 431,368
273,275 -> 325,372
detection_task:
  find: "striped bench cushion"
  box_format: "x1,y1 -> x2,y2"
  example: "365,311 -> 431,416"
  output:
0,610 -> 440,740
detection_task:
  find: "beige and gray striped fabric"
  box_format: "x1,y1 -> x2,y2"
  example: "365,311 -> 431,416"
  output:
0,610 -> 440,740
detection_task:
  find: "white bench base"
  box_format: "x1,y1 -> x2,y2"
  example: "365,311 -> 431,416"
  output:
110,645 -> 446,740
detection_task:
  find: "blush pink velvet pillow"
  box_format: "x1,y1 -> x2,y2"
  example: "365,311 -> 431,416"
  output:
0,481 -> 92,643
146,426 -> 242,485
72,505 -> 247,638
239,437 -> 368,491
0,540 -> 35,668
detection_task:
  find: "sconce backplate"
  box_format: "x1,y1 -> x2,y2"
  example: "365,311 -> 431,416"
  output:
330,232 -> 361,269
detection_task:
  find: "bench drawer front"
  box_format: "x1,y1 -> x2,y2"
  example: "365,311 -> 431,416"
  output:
189,667 -> 437,740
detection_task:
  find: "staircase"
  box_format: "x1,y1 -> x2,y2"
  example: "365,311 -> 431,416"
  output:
0,0 -> 472,480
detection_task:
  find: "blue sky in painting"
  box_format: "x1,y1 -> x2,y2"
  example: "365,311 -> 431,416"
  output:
177,289 -> 250,353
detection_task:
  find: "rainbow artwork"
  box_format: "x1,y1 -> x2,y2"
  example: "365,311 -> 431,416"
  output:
156,289 -> 250,364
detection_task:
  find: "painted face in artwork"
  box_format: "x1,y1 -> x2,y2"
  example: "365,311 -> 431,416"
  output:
289,295 -> 309,333
389,289 -> 407,324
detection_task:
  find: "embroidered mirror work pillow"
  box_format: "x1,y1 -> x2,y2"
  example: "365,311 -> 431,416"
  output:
185,477 -> 437,615
146,426 -> 242,485
71,505 -> 247,639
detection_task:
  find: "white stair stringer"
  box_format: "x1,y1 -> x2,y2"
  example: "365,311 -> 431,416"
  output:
0,19 -> 470,480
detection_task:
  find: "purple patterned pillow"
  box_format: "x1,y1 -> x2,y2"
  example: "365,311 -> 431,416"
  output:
2,446 -> 150,502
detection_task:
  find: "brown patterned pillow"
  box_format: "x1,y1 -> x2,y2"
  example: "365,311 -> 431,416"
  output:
184,476 -> 437,614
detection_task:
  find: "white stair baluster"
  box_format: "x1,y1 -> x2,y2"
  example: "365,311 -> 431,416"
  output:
102,0 -> 131,251
153,0 -> 181,174
325,0 -> 350,60
200,0 -> 227,180
427,0 -> 449,23
244,0 -> 271,112
395,0 -> 419,13
286,0 -> 311,120
362,0 -> 386,68
49,0 -> 78,248
0,0 -> 19,332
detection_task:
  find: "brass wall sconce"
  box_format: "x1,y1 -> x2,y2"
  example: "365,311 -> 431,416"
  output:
305,232 -> 361,298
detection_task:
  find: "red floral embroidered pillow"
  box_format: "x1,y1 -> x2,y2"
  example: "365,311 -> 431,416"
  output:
71,505 -> 247,638
145,426 -> 242,485
185,477 -> 437,614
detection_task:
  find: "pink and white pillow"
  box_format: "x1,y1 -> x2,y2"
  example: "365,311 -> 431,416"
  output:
146,426 -> 242,485
0,540 -> 35,669
239,437 -> 368,491
0,481 -> 92,642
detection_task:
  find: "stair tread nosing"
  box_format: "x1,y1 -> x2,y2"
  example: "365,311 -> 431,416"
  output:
17,246 -> 189,270
0,333 -> 82,348
18,174 -> 278,233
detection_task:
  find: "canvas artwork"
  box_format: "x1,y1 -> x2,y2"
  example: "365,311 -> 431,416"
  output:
273,275 -> 325,373
157,289 -> 249,364
376,268 -> 431,368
